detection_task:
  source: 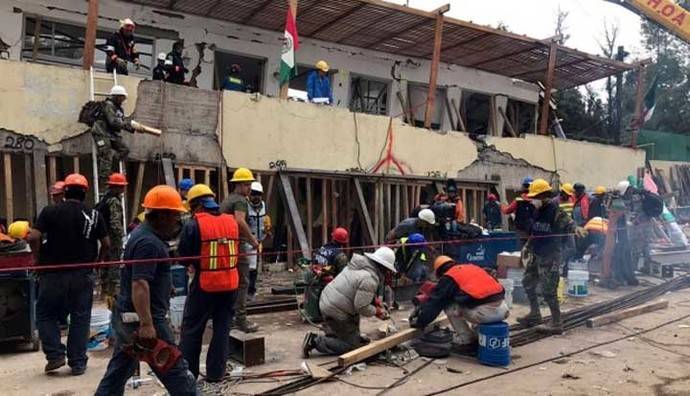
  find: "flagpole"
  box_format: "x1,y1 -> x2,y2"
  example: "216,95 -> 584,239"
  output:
280,0 -> 299,99
631,63 -> 647,149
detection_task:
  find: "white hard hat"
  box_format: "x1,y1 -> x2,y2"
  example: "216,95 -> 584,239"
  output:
418,208 -> 436,225
616,180 -> 630,195
120,18 -> 135,28
109,85 -> 128,97
157,52 -> 167,61
251,181 -> 263,193
364,246 -> 397,273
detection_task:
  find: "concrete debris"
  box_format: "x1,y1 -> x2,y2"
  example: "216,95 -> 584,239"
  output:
589,350 -> 618,358
562,373 -> 581,380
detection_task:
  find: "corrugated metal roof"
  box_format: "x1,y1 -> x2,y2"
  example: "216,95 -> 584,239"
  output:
126,0 -> 634,89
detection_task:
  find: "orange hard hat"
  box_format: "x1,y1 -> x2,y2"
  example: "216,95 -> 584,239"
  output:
64,173 -> 89,190
433,255 -> 454,272
142,185 -> 187,212
50,181 -> 65,195
107,172 -> 128,186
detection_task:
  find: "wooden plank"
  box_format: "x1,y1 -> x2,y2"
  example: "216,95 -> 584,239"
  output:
162,158 -> 176,188
177,166 -> 183,184
354,178 -> 375,245
451,98 -> 466,131
33,151 -> 48,214
586,301 -> 669,328
131,161 -> 145,221
374,182 -> 380,243
204,168 -> 211,186
221,165 -> 229,199
265,174 -> 275,205
48,156 -> 57,185
24,154 -> 33,219
286,225 -> 294,268
278,173 -> 311,258
424,10 -> 446,129
473,190 -> 479,223
538,40 -> 558,135
82,1 -> 98,69
379,182 -> 386,243
331,179 -> 337,227
498,106 -> 517,137
462,188 -> 467,222
72,156 -> 80,174
385,182 -> 392,232
394,184 -> 400,224
338,314 -> 448,367
402,184 -> 410,218
321,178 -> 328,244
4,152 -> 13,222
306,177 -> 313,247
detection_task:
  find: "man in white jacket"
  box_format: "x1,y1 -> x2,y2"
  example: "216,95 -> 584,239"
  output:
302,246 -> 397,357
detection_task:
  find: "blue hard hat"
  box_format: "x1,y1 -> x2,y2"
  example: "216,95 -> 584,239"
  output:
178,178 -> 194,192
408,233 -> 426,244
200,197 -> 220,210
522,176 -> 533,186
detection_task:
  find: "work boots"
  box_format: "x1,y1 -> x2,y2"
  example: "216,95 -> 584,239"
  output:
535,300 -> 563,335
516,291 -> 542,328
234,318 -> 259,333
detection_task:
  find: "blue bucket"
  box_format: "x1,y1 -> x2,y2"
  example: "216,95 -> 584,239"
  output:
477,321 -> 510,367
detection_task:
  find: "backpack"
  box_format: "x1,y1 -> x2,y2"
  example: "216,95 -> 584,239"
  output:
515,199 -> 535,231
78,101 -> 104,126
641,190 -> 663,218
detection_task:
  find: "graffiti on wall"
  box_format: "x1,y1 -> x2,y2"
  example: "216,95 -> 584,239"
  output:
369,118 -> 412,175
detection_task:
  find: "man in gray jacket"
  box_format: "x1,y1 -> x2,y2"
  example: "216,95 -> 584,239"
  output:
302,246 -> 397,357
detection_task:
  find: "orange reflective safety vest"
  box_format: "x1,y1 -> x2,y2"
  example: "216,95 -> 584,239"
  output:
445,264 -> 504,300
196,212 -> 240,293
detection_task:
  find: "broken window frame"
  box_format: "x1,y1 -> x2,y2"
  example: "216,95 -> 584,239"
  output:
348,74 -> 390,116
460,89 -> 492,135
503,97 -> 538,136
407,82 -> 446,130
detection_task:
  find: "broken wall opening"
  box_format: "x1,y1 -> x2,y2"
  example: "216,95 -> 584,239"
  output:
461,90 -> 491,135
349,74 -> 390,116
504,98 -> 536,136
213,50 -> 265,93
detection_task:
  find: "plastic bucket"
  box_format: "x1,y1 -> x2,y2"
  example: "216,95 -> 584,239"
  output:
498,279 -> 514,309
87,308 -> 111,351
568,259 -> 588,271
567,270 -> 589,297
170,296 -> 186,331
477,321 -> 511,367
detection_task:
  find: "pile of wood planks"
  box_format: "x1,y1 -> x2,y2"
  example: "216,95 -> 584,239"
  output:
648,165 -> 690,205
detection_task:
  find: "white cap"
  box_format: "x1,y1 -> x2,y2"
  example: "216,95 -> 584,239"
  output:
364,247 -> 397,273
120,18 -> 135,28
157,52 -> 167,61
251,181 -> 263,193
109,85 -> 128,97
418,208 -> 436,225
616,180 -> 630,195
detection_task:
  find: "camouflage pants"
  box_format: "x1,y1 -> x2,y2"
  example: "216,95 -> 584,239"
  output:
100,240 -> 122,300
93,132 -> 129,193
522,253 -> 561,304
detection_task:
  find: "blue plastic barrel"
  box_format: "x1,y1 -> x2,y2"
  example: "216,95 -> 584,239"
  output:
477,321 -> 511,366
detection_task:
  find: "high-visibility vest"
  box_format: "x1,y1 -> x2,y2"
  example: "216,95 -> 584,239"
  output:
444,264 -> 504,300
196,212 -> 239,293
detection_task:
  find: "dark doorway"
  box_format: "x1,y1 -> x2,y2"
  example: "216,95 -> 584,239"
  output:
214,50 -> 265,93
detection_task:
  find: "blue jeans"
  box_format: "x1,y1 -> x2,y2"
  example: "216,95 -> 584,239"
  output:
95,307 -> 197,396
36,271 -> 94,368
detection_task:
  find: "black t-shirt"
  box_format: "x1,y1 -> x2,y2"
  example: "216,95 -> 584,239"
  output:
117,223 -> 172,320
34,200 -> 107,267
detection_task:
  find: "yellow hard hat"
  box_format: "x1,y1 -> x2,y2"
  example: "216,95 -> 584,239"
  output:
186,184 -> 215,203
315,60 -> 329,72
231,167 -> 255,183
528,178 -> 552,198
8,221 -> 30,239
594,186 -> 606,195
560,183 -> 575,197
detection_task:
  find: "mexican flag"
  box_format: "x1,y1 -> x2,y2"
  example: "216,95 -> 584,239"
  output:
280,7 -> 299,85
640,74 -> 659,125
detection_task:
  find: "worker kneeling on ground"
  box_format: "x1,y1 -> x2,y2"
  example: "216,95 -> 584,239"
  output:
302,246 -> 397,357
96,185 -> 197,395
178,184 -> 240,382
409,256 -> 508,345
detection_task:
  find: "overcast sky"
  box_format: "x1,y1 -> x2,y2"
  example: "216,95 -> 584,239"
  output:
388,0 -> 646,60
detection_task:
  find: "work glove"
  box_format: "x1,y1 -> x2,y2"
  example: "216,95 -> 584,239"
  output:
375,305 -> 390,320
575,227 -> 588,239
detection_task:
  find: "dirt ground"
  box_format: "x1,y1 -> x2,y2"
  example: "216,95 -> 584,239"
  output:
2,273 -> 690,396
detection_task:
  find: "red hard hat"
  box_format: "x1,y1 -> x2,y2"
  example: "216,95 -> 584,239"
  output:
64,173 -> 89,190
331,227 -> 349,244
50,181 -> 65,195
107,172 -> 128,186
487,193 -> 497,201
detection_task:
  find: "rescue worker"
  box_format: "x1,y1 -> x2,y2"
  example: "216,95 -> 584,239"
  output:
91,85 -> 134,192
314,227 -> 350,274
96,172 -> 128,308
572,183 -> 590,226
166,41 -> 188,85
556,182 -> 575,216
220,168 -> 260,333
302,246 -> 397,357
152,52 -> 168,81
386,208 -> 436,243
105,18 -> 139,75
222,64 -> 246,92
96,185 -> 197,394
482,193 -> 502,230
49,181 -> 65,204
178,184 -> 239,381
502,176 -> 533,247
395,233 -> 429,282
178,178 -> 194,204
247,182 -> 271,300
410,256 -> 509,344
29,173 -> 109,375
588,186 -> 608,220
307,60 -> 333,105
447,185 -> 466,224
517,179 -> 579,334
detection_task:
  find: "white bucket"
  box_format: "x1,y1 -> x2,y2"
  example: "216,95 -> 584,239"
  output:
87,308 -> 111,351
567,270 -> 589,297
169,296 -> 186,331
506,268 -> 526,303
499,278 -> 514,309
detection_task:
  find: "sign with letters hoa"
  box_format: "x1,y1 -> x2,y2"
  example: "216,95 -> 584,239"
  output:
628,0 -> 690,42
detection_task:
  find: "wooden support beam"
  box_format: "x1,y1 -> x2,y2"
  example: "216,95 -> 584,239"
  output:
338,314 -> 448,367
31,16 -> 42,62
131,161 -> 145,221
498,106 -> 517,137
33,151 -> 48,213
538,40 -> 558,135
265,174 -> 275,205
321,178 -> 328,244
402,184 -> 410,218
279,173 -> 311,258
4,152 -> 13,222
24,154 -> 33,219
631,64 -> 646,149
424,9 -> 446,129
287,224 -> 294,267
354,178 -> 375,245
221,165 -> 229,199
279,0 -> 298,100
461,188 -> 467,222
473,190 -> 479,223
177,166 -> 183,184
374,182 -> 380,243
48,156 -> 57,185
204,168 -> 210,186
331,179 -> 338,227
72,156 -> 80,174
306,177 -> 313,247
162,158 -> 176,188
394,184 -> 400,224
586,301 -> 668,328
82,0 -> 98,69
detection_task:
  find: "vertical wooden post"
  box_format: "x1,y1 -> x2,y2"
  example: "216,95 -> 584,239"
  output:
24,154 -> 34,219
373,182 -> 380,243
306,177 -> 313,247
4,153 -> 13,223
279,0 -> 299,99
220,165 -> 229,199
73,156 -> 80,174
631,64 -> 647,149
424,6 -> 449,129
394,184 -> 400,224
461,188 -> 467,222
33,151 -> 48,214
82,0 -> 99,70
321,178 -> 328,244
204,168 -> 211,186
331,179 -> 338,227
131,162 -> 145,220
31,16 -> 43,62
539,40 -> 558,135
48,156 -> 57,185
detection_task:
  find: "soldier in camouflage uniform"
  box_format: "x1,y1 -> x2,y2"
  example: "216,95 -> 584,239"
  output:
517,179 -> 580,335
91,86 -> 134,194
96,173 -> 128,308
